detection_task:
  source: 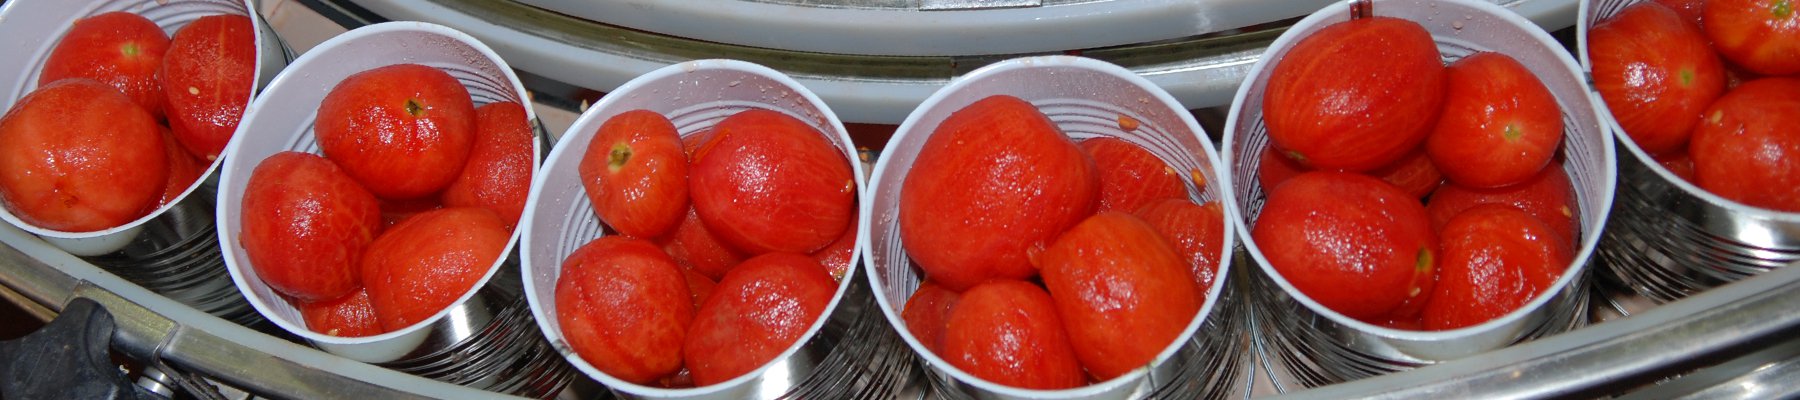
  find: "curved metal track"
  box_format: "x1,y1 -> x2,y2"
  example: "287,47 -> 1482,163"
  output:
3,219 -> 1798,398
344,0 -> 1574,124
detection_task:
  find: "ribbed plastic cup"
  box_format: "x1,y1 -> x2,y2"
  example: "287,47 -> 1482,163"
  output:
520,59 -> 868,399
1578,0 -> 1800,304
865,55 -> 1242,400
0,0 -> 290,257
218,22 -> 543,368
0,0 -> 291,326
1223,0 -> 1615,389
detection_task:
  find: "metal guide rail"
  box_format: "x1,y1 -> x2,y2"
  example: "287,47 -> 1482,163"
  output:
0,224 -> 506,399
331,0 -> 1576,124
4,0 -> 1799,398
2,215 -> 1799,398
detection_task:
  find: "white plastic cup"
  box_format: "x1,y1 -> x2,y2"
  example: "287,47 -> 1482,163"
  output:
217,22 -> 539,364
1222,0 -> 1616,386
863,55 -> 1238,400
1578,0 -> 1800,303
0,0 -> 289,256
520,59 -> 867,399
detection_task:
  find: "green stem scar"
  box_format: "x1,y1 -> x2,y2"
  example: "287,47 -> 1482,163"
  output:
608,143 -> 632,172
1416,248 -> 1433,273
121,42 -> 139,57
404,98 -> 425,117
1283,150 -> 1307,163
1776,1 -> 1793,19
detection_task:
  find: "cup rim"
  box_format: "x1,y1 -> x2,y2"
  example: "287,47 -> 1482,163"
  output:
1219,0 -> 1616,345
0,0 -> 278,241
863,54 -> 1237,398
1575,0 -> 1800,223
519,58 -> 868,396
216,21 -> 540,348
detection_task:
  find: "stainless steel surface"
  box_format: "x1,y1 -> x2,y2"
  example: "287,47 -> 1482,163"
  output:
1,1 -> 1795,398
1627,337 -> 1800,400
517,58 -> 916,399
84,190 -> 263,327
508,0 -> 1329,57
1225,0 -> 1614,385
0,223 -> 523,399
347,0 -> 1284,124
918,0 -> 1041,10
1250,259 -> 1593,389
1274,261 -> 1800,399
773,279 -> 925,399
863,56 -> 1241,399
1580,0 -> 1800,304
10,214 -> 1796,399
343,0 -> 1574,124
371,263 -> 577,398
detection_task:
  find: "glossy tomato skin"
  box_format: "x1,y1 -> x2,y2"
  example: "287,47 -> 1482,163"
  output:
942,280 -> 1085,390
1369,149 -> 1445,199
900,95 -> 1100,292
1257,145 -> 1309,192
1423,205 -> 1569,331
689,110 -> 855,255
1428,164 -> 1580,249
556,236 -> 693,385
0,79 -> 167,233
1428,52 -> 1564,189
657,207 -> 747,281
901,281 -> 961,356
157,126 -> 206,207
239,152 -> 380,303
296,289 -> 382,338
1079,137 -> 1186,213
378,197 -> 441,229
1689,78 -> 1800,212
1703,0 -> 1800,76
682,128 -> 717,159
1039,212 -> 1203,381
683,253 -> 836,386
315,64 -> 476,200
809,221 -> 856,282
1262,16 -> 1446,172
1133,198 -> 1226,295
1656,149 -> 1698,183
40,12 -> 169,120
1252,172 -> 1437,322
361,207 -> 509,331
1657,0 -> 1710,26
678,265 -> 716,312
1588,2 -> 1727,156
442,101 -> 534,231
1260,146 -> 1442,199
161,14 -> 255,160
581,109 -> 688,238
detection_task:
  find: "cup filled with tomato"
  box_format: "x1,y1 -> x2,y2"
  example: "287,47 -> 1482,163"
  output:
521,59 -> 868,399
1580,0 -> 1800,303
0,0 -> 289,257
217,21 -> 554,387
1223,0 -> 1616,388
0,0 -> 291,325
865,55 -> 1243,399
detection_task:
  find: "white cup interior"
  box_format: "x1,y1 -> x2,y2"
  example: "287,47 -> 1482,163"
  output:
520,59 -> 866,399
1576,0 -> 1800,290
863,55 -> 1236,400
216,21 -> 538,363
0,0 -> 288,256
1222,0 -> 1616,363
